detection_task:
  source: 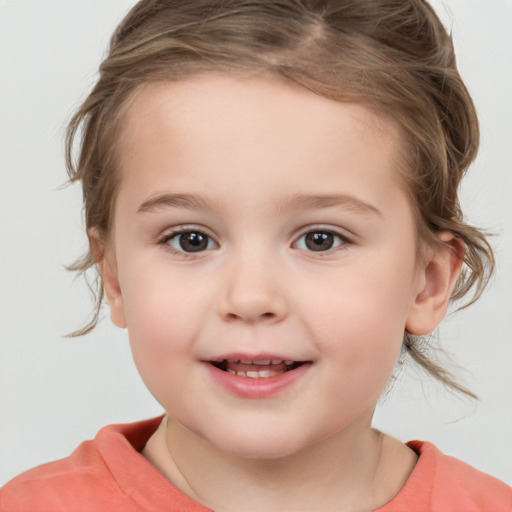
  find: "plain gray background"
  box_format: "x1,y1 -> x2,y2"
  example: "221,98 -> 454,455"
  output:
1,0 -> 511,486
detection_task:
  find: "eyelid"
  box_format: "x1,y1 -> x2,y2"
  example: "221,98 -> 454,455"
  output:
158,224 -> 215,240
293,224 -> 353,241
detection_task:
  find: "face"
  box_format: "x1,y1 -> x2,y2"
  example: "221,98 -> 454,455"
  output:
103,74 -> 427,459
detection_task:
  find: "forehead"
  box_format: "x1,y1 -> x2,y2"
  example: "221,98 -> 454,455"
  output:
115,74 -> 406,214
121,73 -> 400,148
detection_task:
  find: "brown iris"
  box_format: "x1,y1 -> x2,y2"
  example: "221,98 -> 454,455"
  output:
179,232 -> 209,252
304,232 -> 336,251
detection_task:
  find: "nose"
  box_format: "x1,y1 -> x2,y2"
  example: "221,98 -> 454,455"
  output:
217,256 -> 288,324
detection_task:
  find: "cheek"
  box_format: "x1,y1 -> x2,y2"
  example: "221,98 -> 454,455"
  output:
117,261 -> 210,383
301,254 -> 416,381
119,250 -> 207,330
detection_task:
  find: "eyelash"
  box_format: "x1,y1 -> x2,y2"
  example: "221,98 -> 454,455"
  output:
157,226 -> 352,257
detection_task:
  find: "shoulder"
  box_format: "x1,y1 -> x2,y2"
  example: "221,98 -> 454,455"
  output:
1,436 -> 119,511
0,417 -> 208,512
378,440 -> 512,511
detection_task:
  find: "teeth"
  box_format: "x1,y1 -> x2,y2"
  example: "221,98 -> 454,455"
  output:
215,358 -> 301,377
260,370 -> 281,377
244,370 -> 284,378
224,358 -> 295,366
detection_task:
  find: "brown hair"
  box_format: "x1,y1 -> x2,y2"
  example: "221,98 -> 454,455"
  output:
66,0 -> 494,396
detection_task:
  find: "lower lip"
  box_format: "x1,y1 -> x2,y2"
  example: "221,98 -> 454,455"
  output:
204,362 -> 311,399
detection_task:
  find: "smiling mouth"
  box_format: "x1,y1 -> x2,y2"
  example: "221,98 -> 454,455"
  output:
209,359 -> 305,378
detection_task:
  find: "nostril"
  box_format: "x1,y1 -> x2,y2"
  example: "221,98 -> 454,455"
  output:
225,311 -> 276,322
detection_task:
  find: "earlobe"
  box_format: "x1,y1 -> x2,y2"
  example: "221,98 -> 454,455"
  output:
88,227 -> 127,329
406,232 -> 465,336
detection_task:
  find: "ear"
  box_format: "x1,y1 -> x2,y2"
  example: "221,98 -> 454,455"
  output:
88,227 -> 127,328
406,232 -> 465,336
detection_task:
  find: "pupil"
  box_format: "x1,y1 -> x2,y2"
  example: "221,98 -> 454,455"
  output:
180,232 -> 207,252
305,232 -> 334,251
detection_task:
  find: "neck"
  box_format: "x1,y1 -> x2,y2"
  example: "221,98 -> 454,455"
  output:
143,414 -> 417,512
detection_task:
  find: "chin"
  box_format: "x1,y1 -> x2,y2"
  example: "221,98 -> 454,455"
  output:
208,427 -> 311,461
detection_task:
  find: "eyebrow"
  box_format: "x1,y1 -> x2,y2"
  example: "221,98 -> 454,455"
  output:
137,192 -> 382,217
276,193 -> 383,217
137,193 -> 215,214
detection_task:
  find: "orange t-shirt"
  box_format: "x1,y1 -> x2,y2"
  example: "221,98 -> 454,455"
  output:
1,416 -> 511,511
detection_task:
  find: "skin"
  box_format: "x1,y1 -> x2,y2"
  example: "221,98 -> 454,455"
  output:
90,74 -> 464,512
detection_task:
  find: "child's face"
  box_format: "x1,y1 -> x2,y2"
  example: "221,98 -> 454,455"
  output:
103,74 -> 427,459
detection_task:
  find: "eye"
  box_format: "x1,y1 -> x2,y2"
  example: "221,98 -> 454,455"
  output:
162,229 -> 218,253
294,229 -> 348,252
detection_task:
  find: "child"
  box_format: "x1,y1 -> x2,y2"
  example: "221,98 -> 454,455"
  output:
1,0 -> 511,510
